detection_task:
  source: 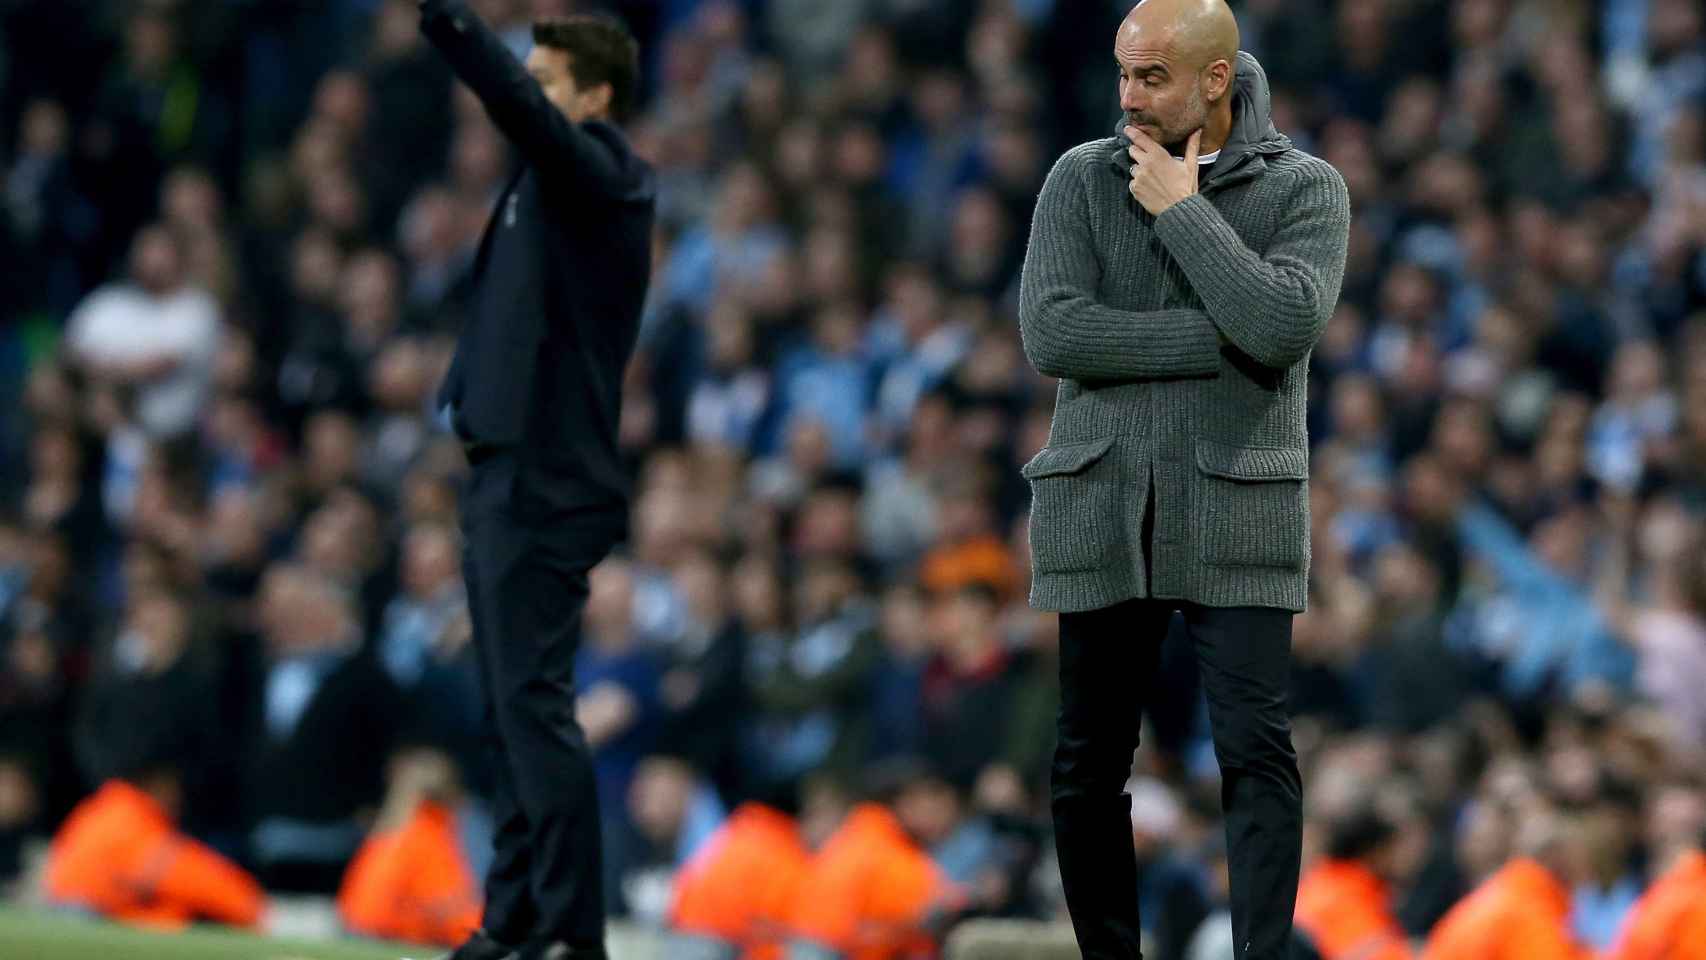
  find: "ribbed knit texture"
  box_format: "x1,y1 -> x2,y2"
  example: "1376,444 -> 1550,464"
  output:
1017,53 -> 1351,614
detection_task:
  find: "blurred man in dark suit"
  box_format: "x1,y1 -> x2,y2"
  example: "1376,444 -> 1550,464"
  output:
418,2 -> 655,958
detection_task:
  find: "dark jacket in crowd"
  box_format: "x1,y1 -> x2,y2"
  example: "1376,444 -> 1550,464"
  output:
243,649 -> 400,881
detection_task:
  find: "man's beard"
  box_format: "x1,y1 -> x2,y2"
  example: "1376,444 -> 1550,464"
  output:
1127,84 -> 1208,153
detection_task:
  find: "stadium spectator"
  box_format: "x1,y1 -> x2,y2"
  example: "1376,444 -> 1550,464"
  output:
919,582 -> 1027,792
1607,803 -> 1706,960
667,780 -> 810,960
655,548 -> 749,802
578,557 -> 665,823
70,589 -> 218,830
337,749 -> 481,948
0,756 -> 41,898
43,769 -> 264,931
1294,803 -> 1414,960
63,224 -> 220,439
245,564 -> 401,893
377,523 -> 482,786
604,754 -> 725,923
1421,802 -> 1593,960
783,763 -> 966,960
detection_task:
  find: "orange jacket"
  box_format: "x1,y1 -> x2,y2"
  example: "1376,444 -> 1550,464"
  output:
1294,858 -> 1414,960
785,804 -> 963,960
920,536 -> 1020,600
44,779 -> 265,931
669,803 -> 811,960
1673,889 -> 1706,958
1605,849 -> 1706,960
1421,859 -> 1589,960
337,800 -> 482,947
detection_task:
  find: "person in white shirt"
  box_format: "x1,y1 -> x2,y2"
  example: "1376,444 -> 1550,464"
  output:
65,224 -> 220,438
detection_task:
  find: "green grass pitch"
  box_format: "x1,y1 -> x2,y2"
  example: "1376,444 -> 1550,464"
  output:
0,907 -> 426,960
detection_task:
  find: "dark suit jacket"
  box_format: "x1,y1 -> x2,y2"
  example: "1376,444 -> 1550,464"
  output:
244,649 -> 401,829
423,0 -> 656,517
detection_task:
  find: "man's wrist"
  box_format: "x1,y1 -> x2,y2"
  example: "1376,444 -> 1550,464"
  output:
1154,191 -> 1202,221
1154,192 -> 1191,216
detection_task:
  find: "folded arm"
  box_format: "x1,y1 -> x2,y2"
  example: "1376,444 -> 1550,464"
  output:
419,0 -> 631,197
1018,153 -> 1225,382
1154,161 -> 1351,370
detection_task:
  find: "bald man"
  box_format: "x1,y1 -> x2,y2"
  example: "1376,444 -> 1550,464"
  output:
1016,1 -> 1350,958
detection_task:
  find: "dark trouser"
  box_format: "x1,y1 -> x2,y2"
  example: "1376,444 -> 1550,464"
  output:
1051,598 -> 1301,960
462,453 -> 619,953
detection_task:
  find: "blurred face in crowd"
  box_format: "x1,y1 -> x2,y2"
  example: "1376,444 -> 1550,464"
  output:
794,489 -> 859,559
301,494 -> 378,583
586,557 -> 636,647
880,584 -> 930,660
629,756 -> 693,846
732,554 -> 783,631
934,587 -> 1001,662
21,99 -> 68,157
1456,800 -> 1511,881
402,526 -> 458,599
128,592 -> 189,672
304,411 -> 360,490
1650,0 -> 1704,58
341,250 -> 401,346
291,229 -> 343,305
894,777 -> 961,847
1532,508 -> 1590,582
1646,784 -> 1706,865
161,168 -> 221,233
259,566 -> 352,655
129,225 -> 183,295
205,487 -> 265,567
634,489 -> 696,566
1372,543 -> 1440,613
794,563 -> 851,625
402,469 -> 458,527
29,425 -> 80,484
672,549 -> 726,631
312,71 -> 369,137
1115,0 -> 1236,151
126,11 -> 174,75
370,340 -> 428,412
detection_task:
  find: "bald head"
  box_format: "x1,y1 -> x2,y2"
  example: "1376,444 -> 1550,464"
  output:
1123,0 -> 1238,67
1115,0 -> 1240,151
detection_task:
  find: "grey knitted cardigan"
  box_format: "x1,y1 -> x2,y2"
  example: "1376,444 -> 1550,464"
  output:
1017,52 -> 1351,614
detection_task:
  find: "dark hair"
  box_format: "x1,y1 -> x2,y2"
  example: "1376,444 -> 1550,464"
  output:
1325,806 -> 1397,861
532,15 -> 639,123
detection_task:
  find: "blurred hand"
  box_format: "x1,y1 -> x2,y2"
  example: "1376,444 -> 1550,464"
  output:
576,682 -> 637,747
1126,126 -> 1200,216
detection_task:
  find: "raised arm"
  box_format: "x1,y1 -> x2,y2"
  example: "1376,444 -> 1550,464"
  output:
1153,159 -> 1350,370
1018,151 -> 1226,382
418,0 -> 633,198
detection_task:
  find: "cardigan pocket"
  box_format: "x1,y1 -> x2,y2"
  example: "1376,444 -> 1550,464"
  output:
1194,438 -> 1309,569
1023,437 -> 1121,574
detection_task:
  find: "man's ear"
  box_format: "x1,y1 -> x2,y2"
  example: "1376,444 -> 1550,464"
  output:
1206,59 -> 1233,103
584,82 -> 614,122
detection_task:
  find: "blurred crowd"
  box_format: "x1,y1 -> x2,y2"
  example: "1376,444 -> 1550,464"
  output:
2,0 -> 1706,956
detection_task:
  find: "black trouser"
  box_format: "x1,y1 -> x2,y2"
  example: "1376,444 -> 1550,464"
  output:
1051,598 -> 1301,960
462,453 -> 619,953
